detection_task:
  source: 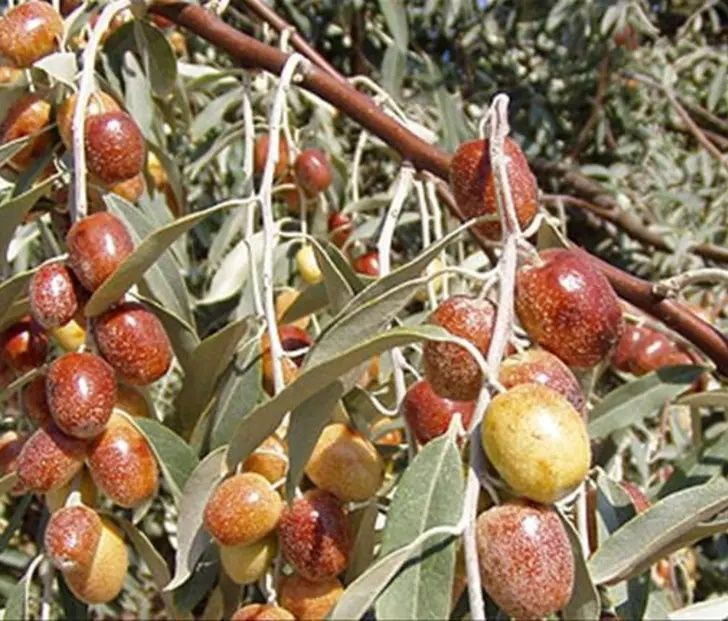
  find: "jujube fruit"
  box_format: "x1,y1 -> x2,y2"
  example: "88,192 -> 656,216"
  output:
515,248 -> 623,368
231,604 -> 295,621
632,329 -> 692,375
204,472 -> 282,546
254,134 -> 289,179
66,212 -> 134,291
88,172 -> 146,208
353,251 -> 380,277
449,138 -> 538,240
296,245 -> 322,284
476,501 -> 574,619
0,431 -> 26,494
305,423 -> 384,502
611,324 -> 644,373
261,324 -> 313,395
87,414 -> 159,508
84,111 -> 146,184
0,316 -> 48,372
243,434 -> 288,484
275,289 -> 310,330
401,379 -> 475,444
482,383 -> 591,504
328,211 -> 352,248
278,574 -> 343,620
294,148 -> 332,197
0,2 -> 62,68
45,467 -> 97,512
29,263 -> 80,329
93,302 -> 173,385
278,488 -> 352,582
115,383 -> 152,418
220,534 -> 278,585
21,374 -> 52,427
0,94 -> 52,169
422,295 -> 496,401
56,91 -> 120,150
46,352 -> 116,439
44,505 -> 102,573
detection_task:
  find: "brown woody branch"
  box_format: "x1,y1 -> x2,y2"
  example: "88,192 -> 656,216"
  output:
149,1 -> 728,375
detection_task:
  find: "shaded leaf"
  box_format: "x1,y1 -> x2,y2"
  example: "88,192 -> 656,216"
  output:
378,0 -> 409,52
345,501 -> 379,583
658,431 -> 728,498
312,241 -> 355,315
559,508 -> 600,621
4,554 -> 42,620
0,270 -> 35,326
281,281 -> 328,323
136,21 -> 177,97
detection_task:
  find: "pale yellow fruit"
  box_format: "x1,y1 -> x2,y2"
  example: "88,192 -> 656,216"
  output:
220,535 -> 278,584
50,319 -> 85,351
45,468 -> 97,513
296,245 -> 322,284
415,257 -> 445,302
482,383 -> 590,504
275,289 -> 310,330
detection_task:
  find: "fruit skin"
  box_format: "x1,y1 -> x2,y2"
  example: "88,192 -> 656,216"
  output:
46,353 -> 116,439
515,248 -> 624,368
0,431 -> 26,494
93,302 -> 173,385
87,413 -> 159,508
84,111 -> 146,184
305,423 -> 384,502
261,325 -> 313,396
16,424 -> 87,493
243,434 -> 287,484
56,91 -> 120,150
278,574 -> 343,620
296,245 -> 322,284
0,2 -> 63,68
328,211 -> 352,248
449,138 -> 538,240
294,148 -> 333,196
220,534 -> 278,585
276,289 -> 310,331
633,330 -> 692,375
476,501 -> 574,619
482,383 -> 591,504
0,316 -> 48,372
353,251 -> 380,277
278,489 -> 352,582
50,319 -> 86,352
29,263 -> 80,329
231,604 -> 295,621
22,374 -> 52,427
115,383 -> 152,418
401,379 -> 475,444
88,172 -> 146,208
45,467 -> 97,512
422,295 -> 497,401
254,134 -> 289,179
44,505 -> 102,573
66,212 -> 134,291
0,94 -> 52,169
499,349 -> 586,415
611,324 -> 644,373
204,472 -> 282,546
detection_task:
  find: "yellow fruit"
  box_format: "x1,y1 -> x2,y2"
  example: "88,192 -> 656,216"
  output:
275,289 -> 310,330
415,257 -> 445,302
278,574 -> 343,620
45,468 -> 98,513
220,535 -> 278,585
482,383 -> 590,504
296,245 -> 322,284
243,435 -> 287,485
50,319 -> 86,352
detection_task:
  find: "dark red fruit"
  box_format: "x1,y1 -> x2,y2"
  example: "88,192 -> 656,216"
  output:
449,138 -> 538,240
66,212 -> 134,291
401,379 -> 475,444
84,111 -> 146,185
611,324 -> 644,373
633,330 -> 692,375
46,353 -> 116,439
22,374 -> 52,427
294,148 -> 332,197
16,424 -> 87,492
0,94 -> 52,169
261,325 -> 313,368
327,211 -> 352,248
93,302 -> 173,385
254,134 -> 289,179
29,263 -> 79,329
353,251 -> 380,277
422,296 -> 496,401
0,316 -> 48,372
278,489 -> 352,582
515,249 -> 623,368
0,2 -> 62,68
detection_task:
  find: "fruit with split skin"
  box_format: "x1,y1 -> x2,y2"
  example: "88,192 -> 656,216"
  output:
0,316 -> 48,373
0,94 -> 52,169
401,378 -> 475,444
220,534 -> 278,585
0,2 -> 63,67
278,574 -> 344,620
294,147 -> 333,197
84,111 -> 146,185
56,91 -> 120,150
231,604 -> 295,621
482,383 -> 591,504
254,133 -> 289,179
29,263 -> 80,329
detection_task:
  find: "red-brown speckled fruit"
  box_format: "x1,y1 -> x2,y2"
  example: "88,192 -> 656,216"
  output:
44,505 -> 102,573
87,413 -> 158,508
56,91 -> 120,151
278,489 -> 351,582
328,211 -> 353,248
353,251 -> 380,277
515,249 -> 623,368
16,423 -> 87,492
632,329 -> 692,376
0,2 -> 62,67
401,379 -> 475,444
422,295 -> 496,401
294,148 -> 333,197
93,302 -> 172,385
0,316 -> 48,372
0,94 -> 52,169
449,138 -> 538,240
46,352 -> 116,439
204,472 -> 282,546
621,481 -> 650,513
254,134 -> 289,179
29,263 -> 79,329
231,604 -> 294,620
278,574 -> 343,619
0,431 -> 26,494
84,111 -> 146,185
476,501 -> 574,619
499,349 -> 586,415
611,324 -> 644,373
66,212 -> 134,291
22,374 -> 52,427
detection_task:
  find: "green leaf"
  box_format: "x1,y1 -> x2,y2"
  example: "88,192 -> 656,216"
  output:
0,495 -> 32,555
382,44 -> 406,100
378,0 -> 409,52
657,431 -> 728,498
136,21 -> 178,97
33,52 -> 77,87
0,136 -> 32,169
667,594 -> 728,620
191,86 -> 245,141
0,270 -> 35,326
4,554 -> 43,620
312,240 -> 355,315
678,389 -> 728,408
376,431 -> 464,620
588,366 -> 704,438
0,472 -> 19,497
559,508 -> 600,621
280,282 -> 328,323
345,501 -> 379,583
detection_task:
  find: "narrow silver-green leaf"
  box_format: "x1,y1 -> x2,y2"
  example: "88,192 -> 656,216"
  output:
378,0 -> 409,52
280,281 -> 328,323
559,508 -> 600,621
0,270 -> 35,327
312,241 -> 355,315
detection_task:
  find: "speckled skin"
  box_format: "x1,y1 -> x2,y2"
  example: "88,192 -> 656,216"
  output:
294,148 -> 332,197
328,211 -> 352,248
422,295 -> 496,401
449,138 -> 538,240
621,481 -> 650,513
87,414 -> 159,508
46,353 -> 116,439
482,384 -> 591,503
56,91 -> 119,150
401,379 -> 475,444
84,111 -> 146,184
353,251 -> 380,277
278,574 -> 343,619
16,424 -> 87,492
0,316 -> 48,372
220,535 -> 278,585
243,435 -> 288,484
22,374 -> 52,427
204,472 -> 283,546
93,302 -> 173,385
29,263 -> 79,329
278,489 -> 351,582
66,212 -> 134,291
476,501 -> 574,619
499,349 -> 586,416
0,2 -> 62,67
254,134 -> 289,179
44,505 -> 102,573
0,94 -> 52,169
231,604 -> 295,620
515,249 -> 624,368
305,423 -> 384,502
0,431 -> 26,494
